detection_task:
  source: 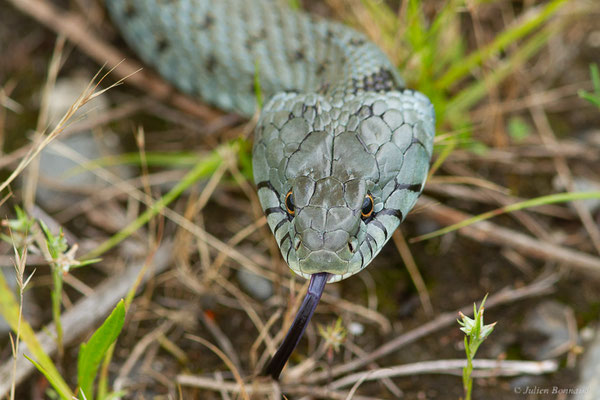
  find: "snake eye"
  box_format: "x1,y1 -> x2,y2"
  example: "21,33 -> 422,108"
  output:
285,190 -> 295,215
361,193 -> 374,220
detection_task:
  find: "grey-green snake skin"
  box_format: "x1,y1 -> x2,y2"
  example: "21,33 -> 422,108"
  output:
106,0 -> 435,283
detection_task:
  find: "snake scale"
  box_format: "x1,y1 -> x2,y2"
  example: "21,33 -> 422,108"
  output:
106,0 -> 435,379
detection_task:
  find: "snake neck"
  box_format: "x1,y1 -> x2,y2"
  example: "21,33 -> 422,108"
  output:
105,0 -> 404,116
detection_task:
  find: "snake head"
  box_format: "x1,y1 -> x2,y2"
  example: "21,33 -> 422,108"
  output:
253,90 -> 434,283
288,175 -> 364,277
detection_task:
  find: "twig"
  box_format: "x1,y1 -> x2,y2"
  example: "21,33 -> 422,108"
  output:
200,309 -> 242,372
176,374 -> 386,400
114,321 -> 174,391
320,293 -> 392,335
329,359 -> 558,389
392,230 -> 433,316
185,334 -> 250,400
528,89 -> 600,255
415,196 -> 600,275
302,273 -> 558,383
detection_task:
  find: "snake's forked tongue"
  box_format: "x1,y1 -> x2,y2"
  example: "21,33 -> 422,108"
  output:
263,272 -> 330,380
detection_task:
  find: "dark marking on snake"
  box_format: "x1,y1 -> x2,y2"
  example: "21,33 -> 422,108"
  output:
155,37 -> 169,54
273,218 -> 287,236
293,50 -> 305,62
378,208 -> 404,220
349,37 -> 366,46
316,61 -> 328,76
206,54 -> 217,73
370,219 -> 388,240
124,2 -> 136,18
265,207 -> 286,216
365,233 -> 374,256
199,13 -> 215,30
411,137 -> 425,148
257,180 -> 278,194
394,182 -> 422,193
286,244 -> 292,264
245,29 -> 268,50
279,232 -> 291,248
362,68 -> 397,92
318,82 -> 330,93
358,249 -> 365,269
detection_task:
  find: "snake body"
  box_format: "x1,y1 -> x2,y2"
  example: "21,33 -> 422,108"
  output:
106,0 -> 435,380
106,0 -> 435,284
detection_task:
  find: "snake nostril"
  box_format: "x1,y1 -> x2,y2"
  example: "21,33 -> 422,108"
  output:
348,241 -> 354,253
295,237 -> 302,251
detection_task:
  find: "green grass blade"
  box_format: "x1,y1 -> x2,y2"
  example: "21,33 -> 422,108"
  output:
361,0 -> 397,37
83,141 -> 239,260
578,91 -> 600,107
578,63 -> 600,107
436,0 -> 567,90
77,300 -> 125,400
590,63 -> 600,90
445,24 -> 554,121
69,152 -> 203,176
23,355 -> 69,399
413,191 -> 600,242
0,273 -> 73,399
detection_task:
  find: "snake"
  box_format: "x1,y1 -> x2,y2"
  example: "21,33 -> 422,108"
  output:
105,0 -> 435,379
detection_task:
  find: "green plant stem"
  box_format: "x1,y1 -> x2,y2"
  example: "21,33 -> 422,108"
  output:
413,191 -> 600,242
51,266 -> 64,360
463,335 -> 473,400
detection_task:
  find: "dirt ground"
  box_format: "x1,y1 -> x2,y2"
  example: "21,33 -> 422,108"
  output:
1,1 -> 600,399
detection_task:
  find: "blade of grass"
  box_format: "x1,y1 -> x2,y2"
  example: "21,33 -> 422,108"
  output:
68,152 -> 203,178
77,300 -> 125,400
436,0 -> 568,89
428,136 -> 457,179
578,63 -> 600,107
444,23 -> 555,123
412,191 -> 600,242
0,64 -> 134,196
0,273 -> 73,399
83,141 -> 239,260
98,240 -> 164,399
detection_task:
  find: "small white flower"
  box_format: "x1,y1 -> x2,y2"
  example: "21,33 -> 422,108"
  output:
55,243 -> 81,274
458,308 -> 496,341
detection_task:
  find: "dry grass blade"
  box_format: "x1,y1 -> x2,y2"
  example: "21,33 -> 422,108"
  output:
8,230 -> 33,400
0,63 -> 132,196
392,230 -> 433,316
414,196 -> 600,275
176,374 -> 387,400
329,359 -> 559,389
185,334 -> 250,400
